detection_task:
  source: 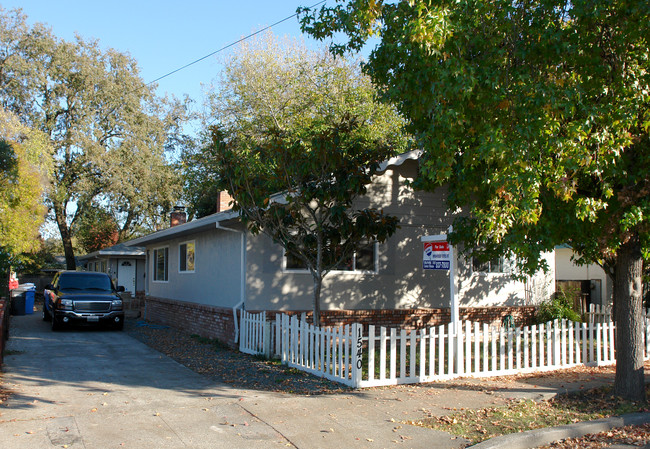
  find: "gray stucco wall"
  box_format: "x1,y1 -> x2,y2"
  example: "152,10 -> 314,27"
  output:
139,159 -> 550,312
245,160 -> 458,311
244,159 -> 548,312
145,227 -> 243,308
136,259 -> 146,292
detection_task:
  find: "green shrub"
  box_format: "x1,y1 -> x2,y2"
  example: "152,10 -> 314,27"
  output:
535,291 -> 582,324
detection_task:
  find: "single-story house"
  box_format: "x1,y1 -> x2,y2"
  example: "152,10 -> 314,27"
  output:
78,243 -> 146,295
125,151 -> 555,346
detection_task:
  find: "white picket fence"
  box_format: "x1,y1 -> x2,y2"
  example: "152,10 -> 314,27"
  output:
239,310 -> 271,356
585,305 -> 650,323
240,312 -> 650,388
586,304 -> 613,323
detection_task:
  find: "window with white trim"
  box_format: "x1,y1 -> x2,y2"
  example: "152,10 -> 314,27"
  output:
472,255 -> 510,274
285,241 -> 378,273
153,247 -> 169,281
179,241 -> 195,273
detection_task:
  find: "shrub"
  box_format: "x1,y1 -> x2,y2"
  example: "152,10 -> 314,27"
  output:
535,290 -> 582,324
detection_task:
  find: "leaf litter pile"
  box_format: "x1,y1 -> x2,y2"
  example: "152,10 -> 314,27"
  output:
538,423 -> 650,448
124,319 -> 347,395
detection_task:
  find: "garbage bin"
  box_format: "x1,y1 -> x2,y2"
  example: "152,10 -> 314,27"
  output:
10,289 -> 26,316
20,284 -> 35,315
10,284 -> 36,315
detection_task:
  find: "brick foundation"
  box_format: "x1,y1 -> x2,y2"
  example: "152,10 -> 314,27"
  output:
264,306 -> 536,330
143,295 -> 537,347
0,298 -> 8,367
143,296 -> 237,347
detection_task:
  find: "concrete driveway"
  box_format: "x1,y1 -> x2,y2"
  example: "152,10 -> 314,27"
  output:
0,313 -> 463,449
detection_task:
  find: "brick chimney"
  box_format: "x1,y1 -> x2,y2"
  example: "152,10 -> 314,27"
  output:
216,191 -> 234,213
170,205 -> 187,227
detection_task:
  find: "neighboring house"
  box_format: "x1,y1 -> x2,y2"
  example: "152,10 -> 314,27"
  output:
554,245 -> 613,311
78,243 -> 146,295
125,151 -> 554,346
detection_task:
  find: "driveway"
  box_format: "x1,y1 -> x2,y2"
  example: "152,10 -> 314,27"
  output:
0,313 -> 464,449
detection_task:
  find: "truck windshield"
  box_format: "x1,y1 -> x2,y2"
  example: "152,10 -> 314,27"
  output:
58,273 -> 113,292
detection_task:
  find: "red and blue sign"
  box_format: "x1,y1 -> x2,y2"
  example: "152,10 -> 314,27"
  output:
423,241 -> 451,270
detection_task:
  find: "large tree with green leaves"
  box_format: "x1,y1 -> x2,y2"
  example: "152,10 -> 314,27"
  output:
0,7 -> 185,269
0,107 -> 51,295
300,0 -> 649,400
0,107 -> 51,255
201,34 -> 408,325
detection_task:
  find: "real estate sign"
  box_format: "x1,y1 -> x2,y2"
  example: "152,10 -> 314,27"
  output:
422,231 -> 458,330
423,241 -> 451,270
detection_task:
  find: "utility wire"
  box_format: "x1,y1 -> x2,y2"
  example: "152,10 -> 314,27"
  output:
146,0 -> 327,87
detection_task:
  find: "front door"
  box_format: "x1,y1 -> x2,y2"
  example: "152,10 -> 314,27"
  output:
117,259 -> 136,293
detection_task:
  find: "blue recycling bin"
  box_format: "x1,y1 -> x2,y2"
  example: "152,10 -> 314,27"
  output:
12,284 -> 36,315
24,288 -> 35,315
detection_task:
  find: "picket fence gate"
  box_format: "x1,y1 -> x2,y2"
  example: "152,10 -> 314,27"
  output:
239,310 -> 271,356
240,312 -> 650,388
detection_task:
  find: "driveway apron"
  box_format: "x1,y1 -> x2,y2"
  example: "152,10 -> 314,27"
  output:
0,313 -> 463,449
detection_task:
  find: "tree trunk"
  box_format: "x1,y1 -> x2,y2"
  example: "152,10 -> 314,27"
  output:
53,202 -> 76,271
313,275 -> 322,327
614,232 -> 645,402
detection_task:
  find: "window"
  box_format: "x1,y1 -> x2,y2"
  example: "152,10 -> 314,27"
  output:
285,242 -> 377,273
179,241 -> 195,272
153,247 -> 169,281
100,260 -> 107,273
472,256 -> 509,274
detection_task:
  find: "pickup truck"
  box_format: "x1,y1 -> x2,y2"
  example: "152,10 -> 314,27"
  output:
43,271 -> 125,331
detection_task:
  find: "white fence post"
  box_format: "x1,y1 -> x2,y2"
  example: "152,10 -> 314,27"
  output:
351,323 -> 363,387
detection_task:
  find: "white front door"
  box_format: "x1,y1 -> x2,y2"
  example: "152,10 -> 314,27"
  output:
117,259 -> 136,293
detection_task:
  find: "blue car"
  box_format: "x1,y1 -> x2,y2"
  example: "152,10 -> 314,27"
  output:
43,271 -> 125,331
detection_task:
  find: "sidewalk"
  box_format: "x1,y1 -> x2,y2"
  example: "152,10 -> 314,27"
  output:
1,313 -> 647,448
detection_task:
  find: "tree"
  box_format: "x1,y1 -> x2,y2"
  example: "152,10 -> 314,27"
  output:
300,0 -> 650,400
0,107 -> 51,296
73,204 -> 119,253
0,7 -> 184,269
203,34 -> 408,325
0,108 -> 51,255
181,131 -> 224,219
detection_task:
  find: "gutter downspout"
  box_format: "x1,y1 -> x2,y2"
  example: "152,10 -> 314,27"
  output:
215,223 -> 245,344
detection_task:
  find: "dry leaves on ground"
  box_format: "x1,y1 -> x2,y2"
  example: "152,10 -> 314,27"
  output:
124,319 -> 347,395
537,423 -> 650,448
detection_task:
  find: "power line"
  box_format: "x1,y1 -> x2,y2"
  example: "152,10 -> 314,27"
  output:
146,0 -> 327,87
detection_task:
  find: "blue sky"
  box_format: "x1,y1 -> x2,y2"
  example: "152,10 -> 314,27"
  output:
2,1 -> 332,103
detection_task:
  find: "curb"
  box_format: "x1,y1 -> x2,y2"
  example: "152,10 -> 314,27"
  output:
467,412 -> 650,449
